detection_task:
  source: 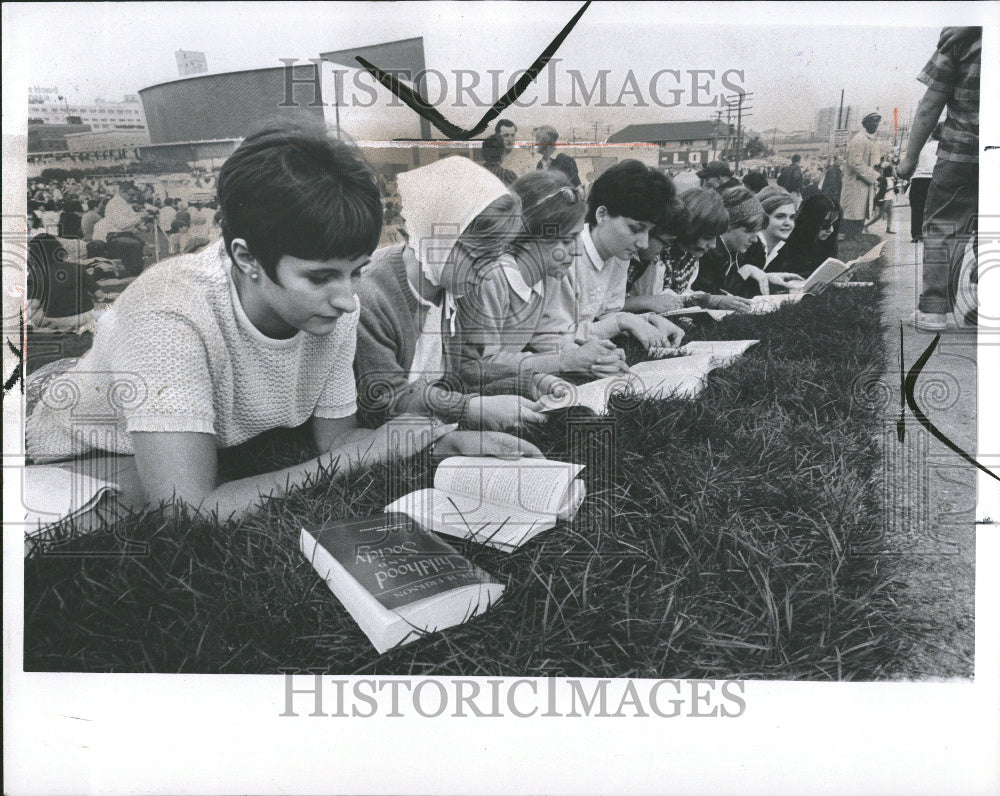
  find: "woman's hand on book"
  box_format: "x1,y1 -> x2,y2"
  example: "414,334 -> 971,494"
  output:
435,430 -> 543,459
638,314 -> 685,350
466,396 -> 548,432
768,272 -> 806,291
561,339 -> 628,375
643,291 -> 685,313
359,415 -> 457,465
703,293 -> 754,312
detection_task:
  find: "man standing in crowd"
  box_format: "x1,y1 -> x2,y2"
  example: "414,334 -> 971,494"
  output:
698,161 -> 738,192
495,118 -> 535,177
898,26 -> 980,331
840,112 -> 883,242
821,155 -> 843,203
480,133 -> 517,186
777,154 -> 804,206
535,125 -> 581,189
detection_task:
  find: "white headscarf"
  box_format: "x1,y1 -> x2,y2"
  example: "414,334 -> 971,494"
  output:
397,156 -> 510,289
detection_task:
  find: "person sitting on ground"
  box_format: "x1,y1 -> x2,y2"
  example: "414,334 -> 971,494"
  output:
99,181 -> 146,275
627,188 -> 755,313
80,200 -> 102,242
354,155 -> 549,440
452,170 -> 627,392
782,193 -> 842,278
481,133 -> 517,186
530,159 -> 685,354
740,185 -> 805,295
41,200 -> 61,234
26,232 -> 100,334
534,125 -> 581,189
26,121 -> 475,524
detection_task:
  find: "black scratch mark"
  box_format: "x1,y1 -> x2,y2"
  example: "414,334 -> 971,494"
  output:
356,1 -> 591,140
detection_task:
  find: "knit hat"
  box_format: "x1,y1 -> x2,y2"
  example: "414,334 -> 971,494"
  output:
397,156 -> 509,287
720,187 -> 764,229
755,185 -> 796,215
862,111 -> 882,125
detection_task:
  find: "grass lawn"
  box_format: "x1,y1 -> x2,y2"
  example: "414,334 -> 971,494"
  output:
23,237 -> 909,678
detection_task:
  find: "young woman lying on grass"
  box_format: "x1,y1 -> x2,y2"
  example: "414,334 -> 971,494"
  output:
529,159 -> 686,355
353,156 -> 554,438
451,170 -> 631,391
25,123 -> 527,523
625,188 -> 754,314
691,186 -> 800,298
782,192 -> 842,278
741,185 -> 806,296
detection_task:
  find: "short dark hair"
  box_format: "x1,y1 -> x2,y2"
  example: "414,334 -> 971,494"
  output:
495,119 -> 516,133
481,133 -> 506,165
217,120 -> 382,282
586,159 -> 675,227
674,188 -> 729,244
792,154 -> 801,163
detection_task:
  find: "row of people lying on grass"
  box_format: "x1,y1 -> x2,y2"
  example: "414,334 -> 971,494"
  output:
24,121 -> 840,525
354,156 -> 688,426
627,185 -> 844,310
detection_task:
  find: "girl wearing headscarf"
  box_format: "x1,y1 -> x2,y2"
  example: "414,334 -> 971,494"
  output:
782,193 -> 842,278
354,156 -> 548,438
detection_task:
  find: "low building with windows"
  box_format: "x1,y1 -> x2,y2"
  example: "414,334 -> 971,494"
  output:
606,121 -> 734,168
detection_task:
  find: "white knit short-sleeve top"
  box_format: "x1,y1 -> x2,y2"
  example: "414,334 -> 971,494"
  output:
27,241 -> 358,462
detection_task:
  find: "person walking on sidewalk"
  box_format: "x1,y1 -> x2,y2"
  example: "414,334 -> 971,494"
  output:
897,26 -> 980,331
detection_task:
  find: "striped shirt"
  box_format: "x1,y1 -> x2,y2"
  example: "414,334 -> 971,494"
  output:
917,29 -> 980,164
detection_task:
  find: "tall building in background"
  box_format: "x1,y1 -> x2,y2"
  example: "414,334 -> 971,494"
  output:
815,105 -> 855,140
176,50 -> 208,77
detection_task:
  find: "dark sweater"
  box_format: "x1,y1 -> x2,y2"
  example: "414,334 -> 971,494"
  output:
690,239 -> 756,297
354,244 -> 471,427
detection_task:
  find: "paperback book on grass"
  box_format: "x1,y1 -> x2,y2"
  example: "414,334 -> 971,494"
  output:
384,456 -> 586,552
301,514 -> 504,653
539,340 -> 760,412
795,240 -> 886,295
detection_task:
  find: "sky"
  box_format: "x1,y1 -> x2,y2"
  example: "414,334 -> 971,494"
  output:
5,1 -> 991,140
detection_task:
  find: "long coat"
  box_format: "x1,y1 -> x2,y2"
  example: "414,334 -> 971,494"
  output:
841,131 -> 881,221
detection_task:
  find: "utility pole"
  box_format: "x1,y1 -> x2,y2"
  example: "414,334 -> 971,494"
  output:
837,89 -> 844,130
735,95 -> 744,170
721,92 -> 753,170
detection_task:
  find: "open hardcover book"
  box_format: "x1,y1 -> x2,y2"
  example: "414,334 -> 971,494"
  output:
301,514 -> 505,653
795,240 -> 886,295
540,340 -> 760,413
384,457 -> 586,552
